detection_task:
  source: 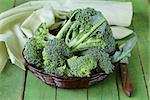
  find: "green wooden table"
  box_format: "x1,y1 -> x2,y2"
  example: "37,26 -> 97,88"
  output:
0,0 -> 149,100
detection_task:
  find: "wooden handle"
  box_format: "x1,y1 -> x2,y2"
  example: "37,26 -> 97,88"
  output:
120,63 -> 132,97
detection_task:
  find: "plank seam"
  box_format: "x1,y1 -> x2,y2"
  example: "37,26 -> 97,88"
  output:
116,70 -> 121,100
21,70 -> 28,100
87,88 -> 88,100
55,87 -> 57,100
137,45 -> 149,99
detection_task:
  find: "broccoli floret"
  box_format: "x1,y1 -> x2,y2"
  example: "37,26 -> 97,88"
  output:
42,38 -> 72,76
42,38 -> 72,69
56,8 -> 116,54
44,65 -> 68,76
23,38 -> 43,68
67,55 -> 97,77
81,47 -> 114,74
33,23 -> 55,44
23,23 -> 55,68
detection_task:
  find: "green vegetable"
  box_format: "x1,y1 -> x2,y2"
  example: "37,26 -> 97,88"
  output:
23,8 -> 116,77
56,8 -> 116,54
44,64 -> 68,76
33,23 -> 55,44
23,38 -> 44,68
42,38 -> 72,76
23,23 -> 54,68
42,38 -> 72,68
81,47 -> 114,74
67,55 -> 97,77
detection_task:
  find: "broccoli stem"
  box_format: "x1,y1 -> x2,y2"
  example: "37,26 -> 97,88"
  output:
56,11 -> 78,39
56,20 -> 72,39
65,29 -> 72,45
72,39 -> 102,52
71,18 -> 106,49
65,22 -> 78,46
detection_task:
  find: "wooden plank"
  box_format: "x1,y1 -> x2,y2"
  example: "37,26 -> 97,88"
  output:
131,0 -> 150,97
24,71 -> 56,100
15,0 -> 31,6
57,88 -> 87,100
117,46 -> 149,100
0,0 -> 14,13
88,72 -> 119,100
0,61 -> 25,100
117,0 -> 149,99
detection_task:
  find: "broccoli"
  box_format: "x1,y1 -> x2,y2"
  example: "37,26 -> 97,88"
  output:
42,38 -> 72,70
56,8 -> 116,54
75,22 -> 116,54
23,23 -> 55,68
44,64 -> 68,76
23,8 -> 116,77
67,55 -> 97,77
81,47 -> 114,74
33,23 -> 55,44
23,38 -> 43,68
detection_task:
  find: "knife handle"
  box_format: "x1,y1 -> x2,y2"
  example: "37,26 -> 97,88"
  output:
120,63 -> 132,97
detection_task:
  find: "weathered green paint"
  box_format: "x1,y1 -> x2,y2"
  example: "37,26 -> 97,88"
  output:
88,72 -> 119,100
24,71 -> 56,100
117,46 -> 149,100
57,88 -> 87,100
131,0 -> 150,97
0,61 -> 25,100
0,0 -> 14,13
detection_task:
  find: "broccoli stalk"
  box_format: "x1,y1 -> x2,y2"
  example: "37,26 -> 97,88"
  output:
56,10 -> 78,39
68,18 -> 105,49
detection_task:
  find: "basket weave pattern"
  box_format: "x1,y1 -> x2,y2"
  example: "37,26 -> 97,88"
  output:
27,64 -> 108,88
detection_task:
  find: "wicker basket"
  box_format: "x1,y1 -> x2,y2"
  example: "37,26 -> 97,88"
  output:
22,46 -> 120,89
24,57 -> 111,88
26,63 -> 109,88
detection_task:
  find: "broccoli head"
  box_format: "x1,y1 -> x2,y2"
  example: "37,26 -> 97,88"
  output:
67,55 -> 97,77
56,8 -> 116,54
42,38 -> 72,69
23,38 -> 43,68
33,23 -> 55,45
81,47 -> 114,74
75,22 -> 116,54
44,64 -> 68,76
23,23 -> 55,68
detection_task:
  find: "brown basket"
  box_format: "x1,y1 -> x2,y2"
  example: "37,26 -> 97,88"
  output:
24,58 -> 111,88
26,64 -> 108,88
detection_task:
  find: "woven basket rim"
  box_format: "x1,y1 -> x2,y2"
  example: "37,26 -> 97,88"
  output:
22,48 -> 118,80
26,60 -> 109,79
